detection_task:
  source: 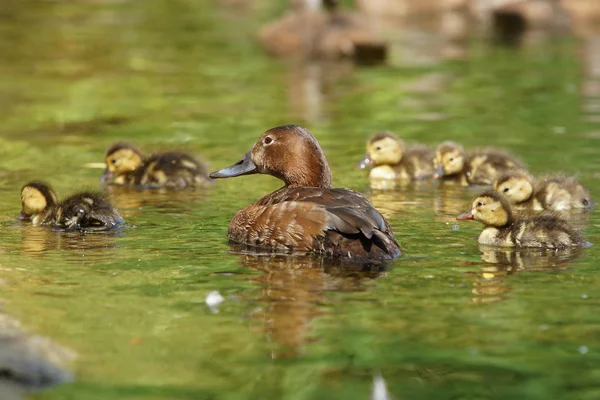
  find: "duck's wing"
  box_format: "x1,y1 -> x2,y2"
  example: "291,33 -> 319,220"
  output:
250,187 -> 401,262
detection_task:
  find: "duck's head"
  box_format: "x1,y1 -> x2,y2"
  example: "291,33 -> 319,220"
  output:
457,190 -> 512,227
20,181 -> 58,222
493,171 -> 534,204
102,142 -> 144,183
356,131 -> 405,170
210,124 -> 332,188
433,141 -> 465,178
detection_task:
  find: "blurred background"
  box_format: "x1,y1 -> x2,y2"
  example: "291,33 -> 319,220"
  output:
0,0 -> 600,399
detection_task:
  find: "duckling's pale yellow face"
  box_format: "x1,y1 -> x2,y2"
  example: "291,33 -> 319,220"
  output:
21,186 -> 48,216
366,137 -> 403,166
434,148 -> 464,176
470,195 -> 509,227
493,176 -> 533,204
105,148 -> 143,175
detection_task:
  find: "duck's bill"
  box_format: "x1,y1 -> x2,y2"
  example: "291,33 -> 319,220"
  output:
356,154 -> 372,170
456,210 -> 474,220
19,211 -> 31,221
432,165 -> 444,179
210,150 -> 257,179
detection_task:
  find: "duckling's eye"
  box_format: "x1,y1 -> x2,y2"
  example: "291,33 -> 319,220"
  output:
503,188 -> 509,193
376,146 -> 382,151
264,136 -> 274,145
449,158 -> 454,162
476,201 -> 483,207
111,158 -> 117,164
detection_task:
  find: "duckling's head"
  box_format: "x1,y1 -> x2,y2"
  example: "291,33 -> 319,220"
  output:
357,131 -> 405,169
20,181 -> 58,222
493,171 -> 534,204
457,190 -> 513,227
210,124 -> 332,188
433,141 -> 465,178
102,142 -> 144,183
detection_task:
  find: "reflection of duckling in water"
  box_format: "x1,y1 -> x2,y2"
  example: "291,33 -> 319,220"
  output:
457,190 -> 585,248
259,0 -> 386,62
493,171 -> 593,211
102,142 -> 211,189
357,131 -> 435,184
480,244 -> 583,272
20,181 -> 124,231
433,141 -> 525,186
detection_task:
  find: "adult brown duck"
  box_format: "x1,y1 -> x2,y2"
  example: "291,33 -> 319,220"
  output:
209,125 -> 401,262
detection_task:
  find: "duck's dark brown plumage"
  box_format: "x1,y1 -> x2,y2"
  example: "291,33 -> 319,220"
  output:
210,124 -> 401,262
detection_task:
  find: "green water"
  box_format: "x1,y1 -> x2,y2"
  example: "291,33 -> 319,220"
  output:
1,1 -> 599,399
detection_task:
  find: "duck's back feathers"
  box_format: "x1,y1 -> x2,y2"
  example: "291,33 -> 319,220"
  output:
534,174 -> 593,210
229,187 -> 401,262
466,149 -> 525,185
53,192 -> 124,231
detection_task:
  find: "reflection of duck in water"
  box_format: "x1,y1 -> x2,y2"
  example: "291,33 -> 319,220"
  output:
210,125 -> 401,263
457,190 -> 585,248
493,171 -> 593,211
235,252 -> 386,357
0,312 -> 74,400
357,131 -> 435,188
20,181 -> 124,231
433,141 -> 525,186
102,142 -> 212,189
259,0 -> 386,63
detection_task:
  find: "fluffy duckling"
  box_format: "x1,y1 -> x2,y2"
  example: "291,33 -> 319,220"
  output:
494,171 -> 593,211
433,141 -> 524,186
259,0 -> 386,62
102,142 -> 211,189
357,131 -> 434,181
209,124 -> 401,262
456,190 -> 584,248
20,181 -> 124,231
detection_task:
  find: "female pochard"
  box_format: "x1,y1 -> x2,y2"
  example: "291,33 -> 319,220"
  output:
210,125 -> 401,262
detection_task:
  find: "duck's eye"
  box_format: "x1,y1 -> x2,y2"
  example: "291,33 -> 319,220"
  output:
111,158 -> 117,164
264,136 -> 274,145
503,188 -> 509,193
476,201 -> 483,207
449,158 -> 454,162
376,146 -> 382,151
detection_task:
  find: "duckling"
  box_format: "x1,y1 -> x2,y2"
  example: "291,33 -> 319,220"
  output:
494,171 -> 593,211
433,141 -> 525,186
102,142 -> 211,189
456,190 -> 584,248
20,181 -> 124,231
357,131 -> 434,181
259,0 -> 386,62
209,124 -> 401,262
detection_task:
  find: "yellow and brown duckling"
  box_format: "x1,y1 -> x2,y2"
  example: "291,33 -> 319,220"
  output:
209,124 -> 401,262
456,190 -> 584,248
20,181 -> 124,231
433,141 -> 525,186
101,142 -> 211,189
357,131 -> 435,181
493,171 -> 593,211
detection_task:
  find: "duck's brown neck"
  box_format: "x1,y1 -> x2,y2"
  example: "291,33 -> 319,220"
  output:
284,159 -> 332,188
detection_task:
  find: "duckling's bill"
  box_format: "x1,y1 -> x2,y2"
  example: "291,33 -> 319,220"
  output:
456,209 -> 474,220
356,154 -> 372,170
210,151 -> 257,179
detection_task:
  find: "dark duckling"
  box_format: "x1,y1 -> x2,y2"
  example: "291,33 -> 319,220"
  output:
20,181 -> 124,231
433,141 -> 525,186
457,190 -> 584,248
357,131 -> 434,181
494,171 -> 593,211
102,142 -> 211,189
209,124 -> 401,262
